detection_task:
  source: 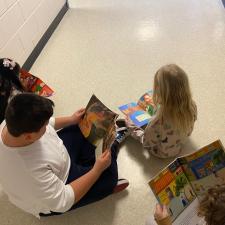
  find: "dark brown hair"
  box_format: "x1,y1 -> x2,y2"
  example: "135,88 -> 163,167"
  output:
0,58 -> 25,123
5,93 -> 54,137
198,184 -> 225,225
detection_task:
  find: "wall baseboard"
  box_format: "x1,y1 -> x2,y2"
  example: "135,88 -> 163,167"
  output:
22,2 -> 69,71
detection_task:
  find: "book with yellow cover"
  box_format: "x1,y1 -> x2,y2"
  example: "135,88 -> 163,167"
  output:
149,140 -> 225,224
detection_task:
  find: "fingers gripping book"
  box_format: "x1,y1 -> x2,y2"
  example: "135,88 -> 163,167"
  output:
79,94 -> 118,151
149,140 -> 225,225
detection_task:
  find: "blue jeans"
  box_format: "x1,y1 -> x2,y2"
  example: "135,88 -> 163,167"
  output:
40,125 -> 118,216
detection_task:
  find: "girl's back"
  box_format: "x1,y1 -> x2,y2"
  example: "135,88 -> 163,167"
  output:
144,64 -> 197,158
144,104 -> 197,158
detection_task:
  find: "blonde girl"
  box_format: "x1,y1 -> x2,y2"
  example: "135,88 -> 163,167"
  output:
127,64 -> 197,158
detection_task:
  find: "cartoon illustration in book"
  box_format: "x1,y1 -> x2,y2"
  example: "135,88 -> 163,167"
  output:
138,91 -> 155,116
180,145 -> 225,197
165,187 -> 174,200
149,161 -> 196,221
180,195 -> 188,207
19,69 -> 53,97
119,90 -> 156,127
79,95 -> 118,147
149,140 -> 225,224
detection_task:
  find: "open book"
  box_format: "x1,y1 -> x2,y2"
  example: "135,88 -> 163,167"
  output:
19,69 -> 54,97
118,90 -> 155,127
149,140 -> 225,225
79,95 -> 118,150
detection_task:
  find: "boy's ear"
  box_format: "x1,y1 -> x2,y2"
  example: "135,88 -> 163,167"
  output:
23,133 -> 32,140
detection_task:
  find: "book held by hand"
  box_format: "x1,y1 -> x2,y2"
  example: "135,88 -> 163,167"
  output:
79,94 -> 118,151
118,90 -> 156,127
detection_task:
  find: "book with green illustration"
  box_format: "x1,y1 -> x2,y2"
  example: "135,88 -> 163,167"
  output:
118,90 -> 156,127
149,140 -> 225,225
79,94 -> 118,150
19,69 -> 54,97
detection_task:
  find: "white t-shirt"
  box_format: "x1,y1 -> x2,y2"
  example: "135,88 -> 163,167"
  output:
0,118 -> 74,218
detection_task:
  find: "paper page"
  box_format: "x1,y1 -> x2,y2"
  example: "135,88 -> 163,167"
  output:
173,198 -> 206,225
178,140 -> 225,198
79,94 -> 118,146
118,90 -> 155,127
136,113 -> 151,122
137,90 -> 155,115
19,69 -> 54,97
118,102 -> 150,127
149,160 -> 197,222
95,139 -> 103,158
102,123 -> 116,151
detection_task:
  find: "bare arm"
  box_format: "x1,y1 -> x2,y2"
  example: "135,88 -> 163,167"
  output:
54,116 -> 74,130
154,204 -> 172,225
69,150 -> 111,203
54,108 -> 85,130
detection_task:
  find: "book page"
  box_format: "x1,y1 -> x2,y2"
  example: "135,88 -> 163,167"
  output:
102,124 -> 116,151
118,90 -> 156,127
178,140 -> 225,199
137,90 -> 155,116
118,102 -> 150,127
19,69 -> 54,97
79,95 -> 118,146
173,198 -> 206,225
149,160 -> 197,222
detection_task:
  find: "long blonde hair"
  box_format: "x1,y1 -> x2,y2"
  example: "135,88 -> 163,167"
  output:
153,64 -> 196,135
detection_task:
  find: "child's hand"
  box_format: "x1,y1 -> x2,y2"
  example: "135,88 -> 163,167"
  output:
71,108 -> 85,124
125,116 -> 135,127
154,204 -> 169,221
93,150 -> 111,174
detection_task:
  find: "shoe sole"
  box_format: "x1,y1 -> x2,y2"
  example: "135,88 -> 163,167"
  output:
113,180 -> 129,193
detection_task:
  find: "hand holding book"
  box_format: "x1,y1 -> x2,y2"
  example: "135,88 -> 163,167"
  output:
118,90 -> 156,127
148,140 -> 225,224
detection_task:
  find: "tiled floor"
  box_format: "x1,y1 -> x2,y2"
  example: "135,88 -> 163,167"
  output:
222,0 -> 225,7
1,0 -> 225,224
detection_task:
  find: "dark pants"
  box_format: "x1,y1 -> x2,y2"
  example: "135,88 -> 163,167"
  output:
41,125 -> 118,216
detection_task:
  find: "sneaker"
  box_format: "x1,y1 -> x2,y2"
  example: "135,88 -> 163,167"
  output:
116,119 -> 127,131
115,119 -> 130,144
113,178 -> 129,193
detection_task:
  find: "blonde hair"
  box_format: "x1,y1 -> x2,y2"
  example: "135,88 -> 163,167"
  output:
153,64 -> 196,135
198,184 -> 225,225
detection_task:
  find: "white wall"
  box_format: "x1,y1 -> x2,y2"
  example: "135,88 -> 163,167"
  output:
0,0 -> 66,64
68,0 -> 131,8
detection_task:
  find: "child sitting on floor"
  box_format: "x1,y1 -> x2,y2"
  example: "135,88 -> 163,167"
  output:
146,184 -> 225,225
0,58 -> 25,123
125,64 -> 197,158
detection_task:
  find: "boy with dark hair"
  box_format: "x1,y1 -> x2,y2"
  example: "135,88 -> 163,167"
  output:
5,93 -> 54,136
0,93 -> 129,218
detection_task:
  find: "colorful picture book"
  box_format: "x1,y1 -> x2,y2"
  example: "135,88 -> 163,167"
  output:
19,69 -> 54,97
149,140 -> 225,225
79,94 -> 118,150
118,90 -> 155,127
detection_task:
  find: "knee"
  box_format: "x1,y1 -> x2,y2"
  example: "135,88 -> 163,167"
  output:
101,169 -> 118,191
